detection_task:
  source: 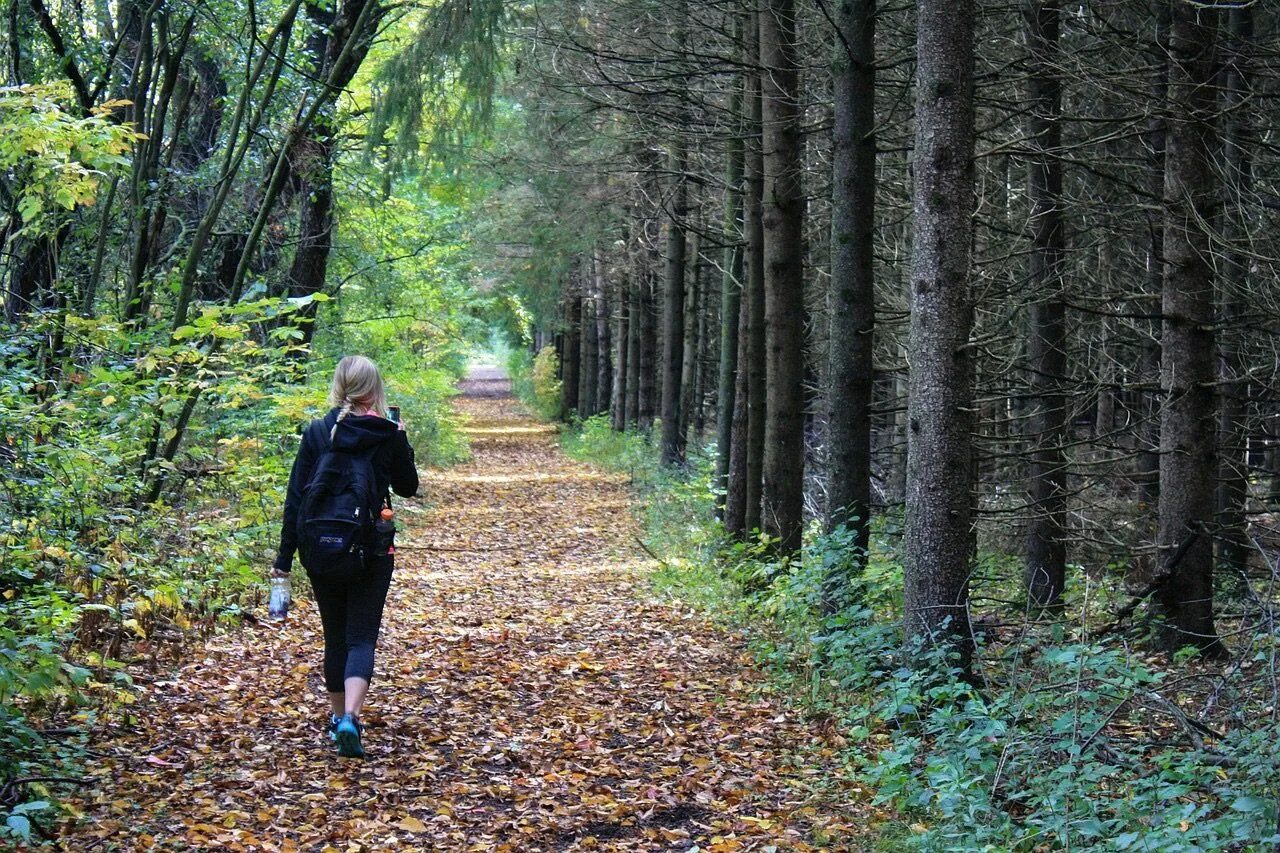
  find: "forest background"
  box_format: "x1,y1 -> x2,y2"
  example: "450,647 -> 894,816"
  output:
4,0 -> 1280,848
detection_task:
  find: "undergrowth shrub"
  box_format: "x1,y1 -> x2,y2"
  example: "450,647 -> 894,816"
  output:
507,345 -> 562,421
565,421 -> 1280,850
0,308 -> 467,840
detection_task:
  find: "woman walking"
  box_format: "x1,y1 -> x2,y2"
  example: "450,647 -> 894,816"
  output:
273,355 -> 418,758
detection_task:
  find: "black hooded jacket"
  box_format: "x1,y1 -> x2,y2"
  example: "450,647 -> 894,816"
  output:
274,408 -> 419,572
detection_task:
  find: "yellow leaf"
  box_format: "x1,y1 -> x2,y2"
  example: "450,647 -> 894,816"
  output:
398,816 -> 427,832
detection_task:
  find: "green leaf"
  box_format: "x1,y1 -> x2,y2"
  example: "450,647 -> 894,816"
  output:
1231,796 -> 1269,813
5,814 -> 31,840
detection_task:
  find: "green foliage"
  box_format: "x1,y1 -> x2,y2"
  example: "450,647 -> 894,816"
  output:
507,346 -> 563,422
0,84 -> 138,238
582,430 -> 1280,850
0,293 -> 472,826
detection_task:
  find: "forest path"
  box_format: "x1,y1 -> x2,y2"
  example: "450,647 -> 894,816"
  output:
59,371 -> 864,851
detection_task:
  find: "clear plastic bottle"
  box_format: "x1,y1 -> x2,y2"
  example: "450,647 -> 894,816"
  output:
269,574 -> 292,620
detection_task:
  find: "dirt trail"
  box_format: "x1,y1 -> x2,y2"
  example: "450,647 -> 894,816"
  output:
59,373 -> 863,851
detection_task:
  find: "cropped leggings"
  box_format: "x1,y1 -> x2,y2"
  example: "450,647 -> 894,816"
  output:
308,558 -> 393,692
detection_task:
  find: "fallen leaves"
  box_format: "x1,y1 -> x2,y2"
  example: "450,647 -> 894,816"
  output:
55,384 -> 868,850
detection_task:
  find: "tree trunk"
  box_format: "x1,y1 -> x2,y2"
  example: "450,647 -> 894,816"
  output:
5,233 -> 57,322
561,287 -> 582,419
759,0 -> 806,555
596,251 -> 612,420
716,72 -> 745,515
1023,0 -> 1068,608
1216,5 -> 1253,577
660,151 -> 689,465
625,260 -> 643,426
1153,2 -> 1224,658
743,28 -> 767,537
825,0 -> 876,599
638,266 -> 658,429
579,274 -> 598,417
727,10 -> 766,538
1135,3 -> 1170,513
611,264 -> 629,431
681,226 -> 700,449
903,0 -> 977,670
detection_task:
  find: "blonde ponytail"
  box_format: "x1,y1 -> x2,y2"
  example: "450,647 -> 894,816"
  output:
328,355 -> 387,441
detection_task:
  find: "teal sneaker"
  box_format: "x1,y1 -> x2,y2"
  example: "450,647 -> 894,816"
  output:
335,714 -> 365,758
325,714 -> 341,742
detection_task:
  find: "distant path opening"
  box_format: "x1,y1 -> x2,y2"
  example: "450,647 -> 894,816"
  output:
458,364 -> 511,398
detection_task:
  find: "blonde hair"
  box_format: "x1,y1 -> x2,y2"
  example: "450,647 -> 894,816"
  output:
328,355 -> 387,439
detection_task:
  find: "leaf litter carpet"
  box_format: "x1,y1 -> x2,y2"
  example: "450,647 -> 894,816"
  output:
58,374 -> 864,851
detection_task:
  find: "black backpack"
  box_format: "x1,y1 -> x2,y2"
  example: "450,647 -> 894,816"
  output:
297,420 -> 383,578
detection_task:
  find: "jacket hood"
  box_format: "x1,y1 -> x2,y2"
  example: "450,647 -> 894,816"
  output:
323,408 -> 400,452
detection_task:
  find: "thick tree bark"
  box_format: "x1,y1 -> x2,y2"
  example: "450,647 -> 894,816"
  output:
759,0 -> 806,555
1153,2 -> 1224,658
825,0 -> 876,600
903,0 -> 977,670
1023,0 -> 1068,608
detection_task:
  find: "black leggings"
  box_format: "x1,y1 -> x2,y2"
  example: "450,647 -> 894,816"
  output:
308,558 -> 393,693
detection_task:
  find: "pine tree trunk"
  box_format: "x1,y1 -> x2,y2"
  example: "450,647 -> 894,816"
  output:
825,0 -> 876,590
1023,0 -> 1068,608
660,150 -> 689,465
625,262 -> 643,426
716,75 -> 745,515
759,0 -> 806,555
681,227 -> 701,449
611,265 -> 630,431
743,26 -> 768,537
1216,6 -> 1253,577
639,267 -> 658,429
694,255 -> 712,439
561,288 -> 582,419
1153,2 -> 1224,658
595,250 -> 611,414
579,279 -> 598,418
903,0 -> 977,670
1136,3 -> 1169,514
